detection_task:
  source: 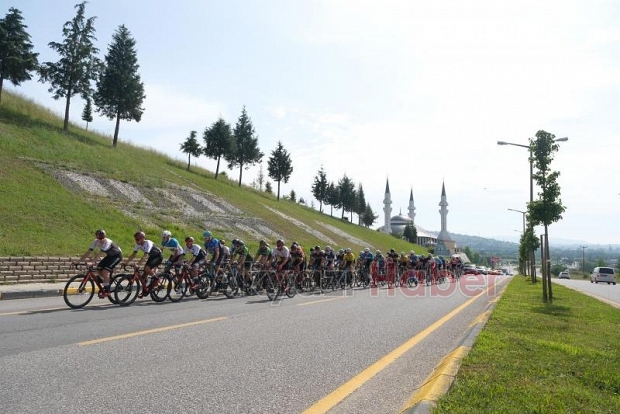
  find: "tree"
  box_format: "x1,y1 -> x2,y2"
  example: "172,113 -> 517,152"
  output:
81,96 -> 93,130
289,189 -> 296,202
226,106 -> 263,186
337,174 -> 355,219
0,7 -> 38,103
179,130 -> 201,171
38,2 -> 100,134
403,223 -> 418,243
203,117 -> 232,179
325,181 -> 340,217
93,24 -> 145,147
311,166 -> 328,213
528,130 -> 566,303
355,183 -> 366,225
257,163 -> 265,191
361,203 -> 378,227
265,181 -> 273,194
267,141 -> 293,201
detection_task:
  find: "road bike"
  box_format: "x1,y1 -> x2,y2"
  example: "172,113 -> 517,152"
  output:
113,264 -> 171,306
265,269 -> 296,301
63,262 -> 121,309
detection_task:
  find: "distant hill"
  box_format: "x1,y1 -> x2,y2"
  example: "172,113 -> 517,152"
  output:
441,232 -> 519,257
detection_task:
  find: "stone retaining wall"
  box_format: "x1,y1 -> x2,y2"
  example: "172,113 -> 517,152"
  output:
0,257 -> 79,284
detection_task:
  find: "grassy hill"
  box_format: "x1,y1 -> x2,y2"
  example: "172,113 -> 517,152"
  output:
0,91 -> 427,257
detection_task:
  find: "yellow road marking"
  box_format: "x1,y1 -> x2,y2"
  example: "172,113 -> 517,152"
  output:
302,280 -> 507,413
297,296 -> 347,307
78,316 -> 228,346
400,345 -> 471,412
0,306 -> 67,317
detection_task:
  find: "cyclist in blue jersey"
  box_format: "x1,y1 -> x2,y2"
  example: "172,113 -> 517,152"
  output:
161,230 -> 184,272
202,230 -> 221,273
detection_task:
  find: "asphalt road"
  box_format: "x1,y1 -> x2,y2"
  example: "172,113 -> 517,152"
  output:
0,276 -> 510,413
552,277 -> 620,307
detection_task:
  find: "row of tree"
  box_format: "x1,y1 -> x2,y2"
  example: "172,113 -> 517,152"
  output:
179,108 -> 298,199
311,166 -> 378,227
0,3 -> 145,147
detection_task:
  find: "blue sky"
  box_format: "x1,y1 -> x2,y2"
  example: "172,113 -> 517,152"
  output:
8,0 -> 620,245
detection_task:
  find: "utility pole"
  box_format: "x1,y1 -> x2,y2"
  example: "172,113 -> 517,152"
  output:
580,245 -> 588,278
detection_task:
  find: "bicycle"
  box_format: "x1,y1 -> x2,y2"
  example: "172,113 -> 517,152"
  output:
169,263 -> 199,302
63,262 -> 121,309
194,263 -> 235,300
265,268 -> 296,301
113,264 -> 171,306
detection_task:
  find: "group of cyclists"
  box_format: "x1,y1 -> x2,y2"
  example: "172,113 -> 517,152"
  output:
77,228 -> 466,299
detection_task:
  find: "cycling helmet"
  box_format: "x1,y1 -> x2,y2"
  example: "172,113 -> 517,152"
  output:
162,230 -> 171,238
276,239 -> 284,246
345,248 -> 351,253
232,238 -> 239,245
376,250 -> 381,254
409,250 -> 415,255
314,245 -> 320,250
259,239 -> 266,245
238,240 -> 245,247
202,230 -> 212,239
95,229 -> 106,238
185,236 -> 194,243
134,231 -> 145,240
428,253 -> 432,257
325,246 -> 332,252
338,249 -> 344,254
220,239 -> 226,244
364,247 -> 370,252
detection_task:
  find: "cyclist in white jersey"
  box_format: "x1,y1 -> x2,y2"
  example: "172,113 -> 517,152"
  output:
76,229 -> 122,292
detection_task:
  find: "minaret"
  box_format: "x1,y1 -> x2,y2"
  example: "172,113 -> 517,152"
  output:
408,188 -> 416,224
437,181 -> 452,241
383,179 -> 392,234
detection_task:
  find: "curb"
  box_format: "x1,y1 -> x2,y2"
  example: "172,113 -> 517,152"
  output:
0,289 -> 63,300
400,279 -> 510,414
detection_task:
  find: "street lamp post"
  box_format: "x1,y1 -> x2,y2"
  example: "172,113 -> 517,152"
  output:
580,245 -> 588,278
508,208 -> 527,276
497,137 -> 568,284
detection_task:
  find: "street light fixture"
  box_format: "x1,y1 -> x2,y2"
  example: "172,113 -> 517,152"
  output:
507,208 -> 526,234
497,137 -> 568,282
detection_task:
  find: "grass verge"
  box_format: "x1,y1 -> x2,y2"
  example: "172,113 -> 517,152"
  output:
434,277 -> 620,413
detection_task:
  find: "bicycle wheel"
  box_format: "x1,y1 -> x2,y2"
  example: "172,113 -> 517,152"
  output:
63,274 -> 95,309
169,274 -> 188,302
266,272 -> 279,301
107,276 -> 122,305
285,274 -> 297,298
195,273 -> 212,299
150,273 -> 171,302
114,275 -> 139,306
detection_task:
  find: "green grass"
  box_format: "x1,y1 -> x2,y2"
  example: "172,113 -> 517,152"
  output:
0,91 -> 426,257
434,277 -> 620,413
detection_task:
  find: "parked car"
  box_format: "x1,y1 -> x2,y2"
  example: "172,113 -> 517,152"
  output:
590,267 -> 616,285
463,264 -> 479,275
558,271 -> 570,279
476,266 -> 488,275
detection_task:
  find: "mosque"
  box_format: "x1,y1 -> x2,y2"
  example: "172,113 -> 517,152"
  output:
378,179 -> 457,255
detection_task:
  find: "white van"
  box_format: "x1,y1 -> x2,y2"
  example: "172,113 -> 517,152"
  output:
590,267 -> 617,285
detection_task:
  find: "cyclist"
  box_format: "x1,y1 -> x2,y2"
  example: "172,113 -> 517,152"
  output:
341,248 -> 356,284
273,239 -> 290,271
219,239 -> 231,265
202,230 -> 221,274
232,240 -> 254,284
76,229 -> 123,295
161,230 -> 184,273
359,248 -> 374,284
122,231 -> 163,294
324,246 -> 336,270
289,242 -> 306,272
375,250 -> 385,275
183,236 -> 207,282
254,239 -> 272,267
